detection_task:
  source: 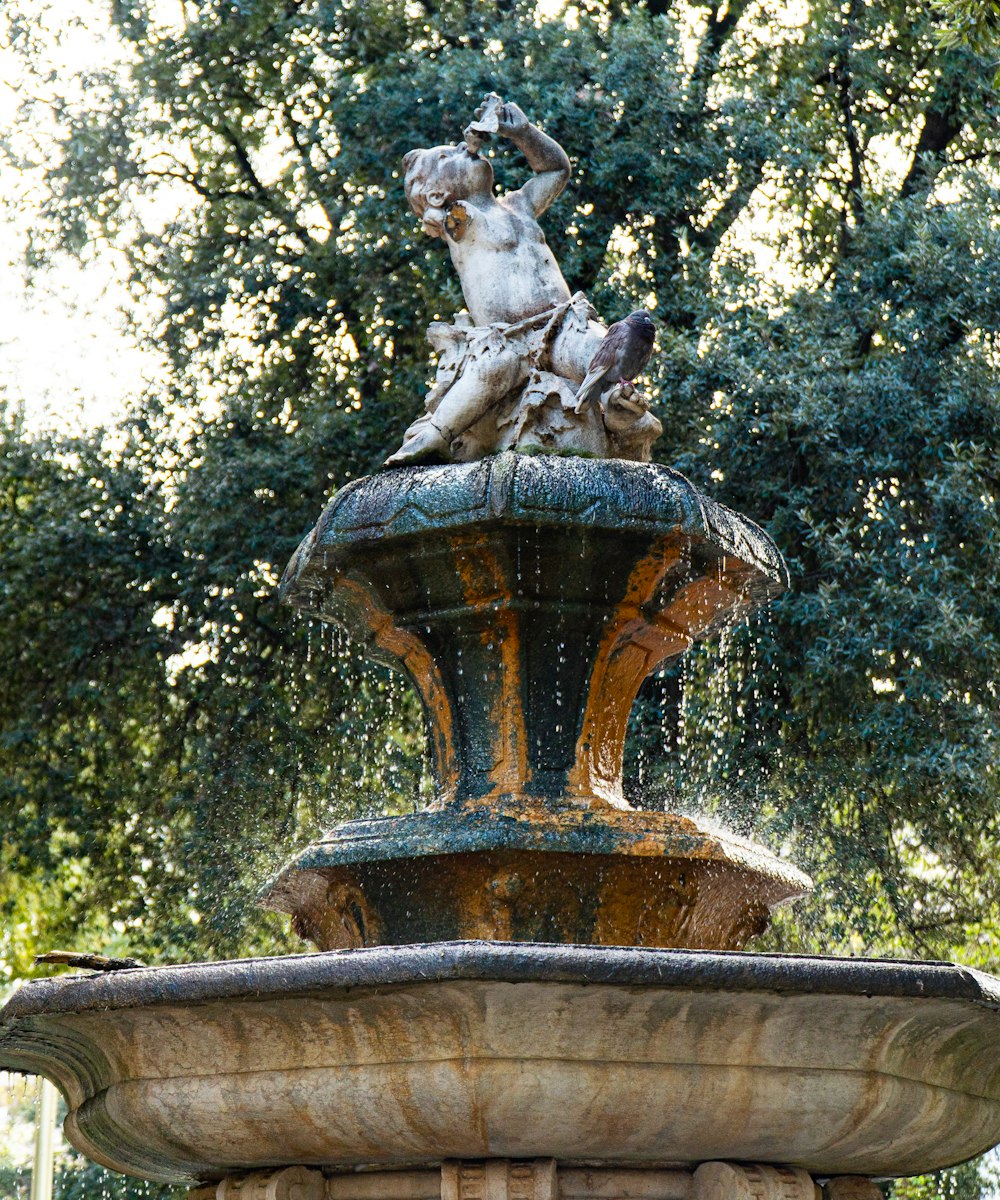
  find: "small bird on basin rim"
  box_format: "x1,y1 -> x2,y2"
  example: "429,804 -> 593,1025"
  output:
34,951 -> 144,973
574,309 -> 656,414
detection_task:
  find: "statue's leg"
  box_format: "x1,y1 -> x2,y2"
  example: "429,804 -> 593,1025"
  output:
385,412 -> 452,466
549,317 -> 607,383
386,346 -> 526,466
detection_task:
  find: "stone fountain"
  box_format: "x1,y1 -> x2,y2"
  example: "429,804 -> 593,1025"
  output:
3,94 -> 1000,1200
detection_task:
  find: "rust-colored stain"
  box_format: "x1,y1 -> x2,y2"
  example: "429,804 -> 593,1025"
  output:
444,200 -> 470,242
658,571 -> 750,640
290,876 -> 383,951
568,538 -> 687,805
336,577 -> 459,803
569,537 -> 760,807
293,850 -> 790,953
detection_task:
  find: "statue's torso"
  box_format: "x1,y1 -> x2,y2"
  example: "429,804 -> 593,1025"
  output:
447,197 -> 572,326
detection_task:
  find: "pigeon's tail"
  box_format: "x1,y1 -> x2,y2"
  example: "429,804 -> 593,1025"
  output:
574,367 -> 608,413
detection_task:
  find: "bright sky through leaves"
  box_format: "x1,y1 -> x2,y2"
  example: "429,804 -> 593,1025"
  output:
0,6 -> 169,430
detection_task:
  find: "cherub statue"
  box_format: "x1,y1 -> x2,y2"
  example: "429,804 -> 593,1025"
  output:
386,95 -> 661,466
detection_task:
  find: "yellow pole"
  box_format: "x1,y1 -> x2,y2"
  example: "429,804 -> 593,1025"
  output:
30,1077 -> 57,1200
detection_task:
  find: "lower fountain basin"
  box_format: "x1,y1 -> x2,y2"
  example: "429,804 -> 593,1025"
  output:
2,942 -> 999,1185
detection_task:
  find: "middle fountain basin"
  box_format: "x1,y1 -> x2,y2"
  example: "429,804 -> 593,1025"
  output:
3,942 -> 1000,1185
262,807 -> 811,951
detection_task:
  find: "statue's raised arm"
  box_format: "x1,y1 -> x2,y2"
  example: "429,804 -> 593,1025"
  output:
465,94 -> 570,218
387,94 -> 662,467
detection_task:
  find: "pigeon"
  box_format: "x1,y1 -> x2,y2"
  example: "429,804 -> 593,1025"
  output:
34,951 -> 145,973
574,310 -> 656,413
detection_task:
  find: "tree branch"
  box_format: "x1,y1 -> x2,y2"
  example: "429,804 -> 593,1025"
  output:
212,123 -> 316,246
698,156 -> 769,253
219,123 -> 270,200
832,25 -> 866,231
281,99 -> 337,231
136,166 -> 262,204
692,0 -> 751,88
899,83 -> 964,199
647,0 -> 754,276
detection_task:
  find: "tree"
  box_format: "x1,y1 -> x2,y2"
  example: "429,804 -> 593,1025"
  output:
1,0 -> 998,969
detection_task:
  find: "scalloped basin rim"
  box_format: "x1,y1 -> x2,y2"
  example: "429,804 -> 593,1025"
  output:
5,941 -> 999,1019
281,453 -> 790,593
261,807 -> 814,883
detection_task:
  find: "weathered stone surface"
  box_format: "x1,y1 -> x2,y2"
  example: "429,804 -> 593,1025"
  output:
261,807 -> 810,951
275,454 -> 798,952
281,453 -> 786,812
442,1160 -> 556,1200
217,1168 -> 325,1200
187,1162 -> 832,1200
821,1179 -> 883,1200
324,1173 -> 441,1200
691,1165 -> 817,1200
3,943 -> 1000,1184
557,1168 -> 691,1200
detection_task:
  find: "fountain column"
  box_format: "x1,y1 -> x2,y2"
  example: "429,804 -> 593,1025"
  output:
189,1163 -> 884,1200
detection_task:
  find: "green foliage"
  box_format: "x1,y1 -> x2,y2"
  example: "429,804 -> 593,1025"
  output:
0,386 -> 428,963
933,0 -> 1000,57
2,1 -> 999,1194
0,1166 -> 28,1200
1,0 -> 998,1008
892,1158 -> 997,1200
51,1157 -> 181,1200
0,1158 -> 182,1200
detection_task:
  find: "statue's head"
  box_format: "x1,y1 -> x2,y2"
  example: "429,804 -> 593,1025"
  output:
403,144 -> 494,237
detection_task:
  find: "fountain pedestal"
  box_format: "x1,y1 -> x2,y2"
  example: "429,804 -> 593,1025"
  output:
266,454 -> 808,951
193,1160 -> 853,1200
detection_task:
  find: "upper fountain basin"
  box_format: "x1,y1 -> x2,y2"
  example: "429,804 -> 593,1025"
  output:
281,453 -> 787,810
